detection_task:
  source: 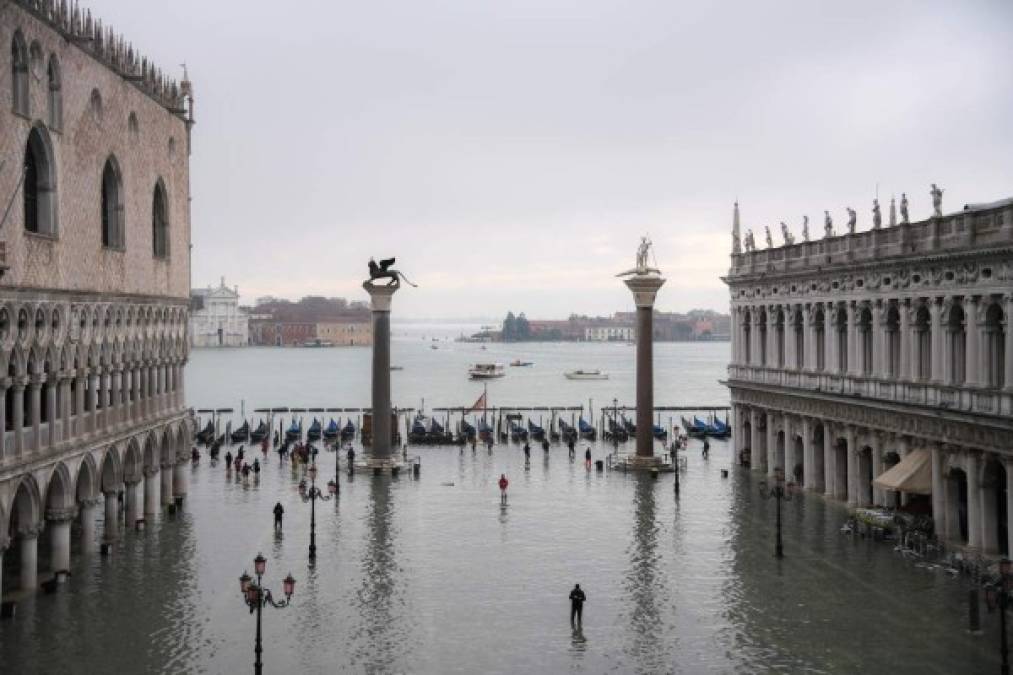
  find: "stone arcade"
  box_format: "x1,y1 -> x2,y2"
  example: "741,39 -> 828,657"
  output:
725,197 -> 1013,556
0,0 -> 195,603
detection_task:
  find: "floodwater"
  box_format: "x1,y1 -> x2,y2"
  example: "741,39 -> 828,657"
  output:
0,328 -> 1002,673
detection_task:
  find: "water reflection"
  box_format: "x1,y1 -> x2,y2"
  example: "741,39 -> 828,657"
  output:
623,474 -> 672,673
349,478 -> 412,672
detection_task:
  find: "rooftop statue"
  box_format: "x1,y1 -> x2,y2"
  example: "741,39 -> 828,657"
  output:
780,222 -> 794,245
889,196 -> 897,227
801,215 -> 810,242
764,225 -> 773,249
824,211 -> 834,238
731,202 -> 742,254
846,207 -> 857,234
931,183 -> 944,217
872,198 -> 882,229
617,236 -> 661,277
900,193 -> 910,224
744,229 -> 755,252
367,257 -> 418,287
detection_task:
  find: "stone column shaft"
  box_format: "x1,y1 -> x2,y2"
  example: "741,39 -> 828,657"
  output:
104,490 -> 120,541
898,304 -> 910,380
0,386 -> 6,461
80,502 -> 97,553
750,409 -> 762,471
125,480 -> 141,525
1004,296 -> 1013,391
783,415 -> 794,477
624,273 -> 666,461
160,465 -> 174,505
930,300 -> 944,384
144,469 -> 160,516
48,516 -> 72,572
967,452 -> 982,549
846,426 -> 858,506
20,532 -> 38,590
966,298 -> 981,386
12,383 -> 24,457
173,461 -> 188,500
823,423 -> 835,498
30,381 -> 41,452
46,380 -> 56,447
766,414 -> 777,478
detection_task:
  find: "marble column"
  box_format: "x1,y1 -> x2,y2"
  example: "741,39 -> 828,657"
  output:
783,415 -> 794,478
80,499 -> 98,554
931,445 -> 948,535
74,372 -> 85,436
930,299 -> 944,384
59,375 -> 71,443
30,378 -> 41,452
846,425 -> 858,506
144,468 -> 160,516
45,377 -> 56,447
750,409 -> 762,471
47,509 -> 74,573
363,281 -> 400,462
803,305 -> 816,372
172,461 -> 188,501
784,305 -> 797,370
871,434 -> 883,506
160,463 -> 174,505
873,302 -> 886,378
766,413 -> 777,478
828,308 -> 840,375
624,271 -> 666,462
124,479 -> 141,526
87,373 -> 98,434
898,300 -> 910,380
824,423 -> 835,499
12,380 -> 24,457
730,308 -> 739,364
103,490 -> 120,541
847,303 -> 859,377
801,417 -> 813,490
19,528 -> 38,590
110,367 -> 120,428
1006,459 -> 1013,558
967,451 -> 982,549
139,366 -> 147,419
965,297 -> 981,387
0,382 -> 7,461
1004,295 -> 1013,391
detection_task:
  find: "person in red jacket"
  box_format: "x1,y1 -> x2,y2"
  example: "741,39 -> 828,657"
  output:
498,474 -> 509,503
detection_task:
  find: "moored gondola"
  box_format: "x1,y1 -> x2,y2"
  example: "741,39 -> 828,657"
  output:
306,418 -> 322,442
478,418 -> 494,442
578,416 -> 596,440
340,419 -> 356,441
527,419 -> 545,442
249,419 -> 268,443
683,416 -> 708,438
322,418 -> 340,441
196,420 -> 215,445
230,420 -> 250,443
285,418 -> 302,442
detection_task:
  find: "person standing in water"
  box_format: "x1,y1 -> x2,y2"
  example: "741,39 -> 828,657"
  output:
273,502 -> 284,531
498,474 -> 509,503
569,584 -> 586,625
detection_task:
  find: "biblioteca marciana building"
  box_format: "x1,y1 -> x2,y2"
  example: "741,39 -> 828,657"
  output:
725,192 -> 1013,556
0,0 -> 194,605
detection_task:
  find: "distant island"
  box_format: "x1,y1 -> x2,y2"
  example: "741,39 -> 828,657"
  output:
462,310 -> 730,343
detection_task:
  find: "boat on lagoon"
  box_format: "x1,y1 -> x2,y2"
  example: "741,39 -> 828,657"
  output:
564,369 -> 609,380
469,363 -> 505,379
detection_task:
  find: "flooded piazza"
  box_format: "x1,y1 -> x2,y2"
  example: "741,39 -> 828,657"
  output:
0,334 -> 1002,673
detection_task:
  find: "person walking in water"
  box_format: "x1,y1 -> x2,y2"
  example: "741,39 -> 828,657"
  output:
569,584 -> 586,625
273,502 -> 284,531
498,474 -> 509,503
585,447 -> 592,463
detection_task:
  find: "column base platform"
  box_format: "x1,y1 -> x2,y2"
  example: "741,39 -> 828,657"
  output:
350,456 -> 409,477
611,454 -> 675,473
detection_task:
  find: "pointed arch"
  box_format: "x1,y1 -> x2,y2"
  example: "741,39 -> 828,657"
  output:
76,454 -> 99,503
123,438 -> 142,483
24,125 -> 58,235
8,474 -> 42,535
45,462 -> 75,512
100,446 -> 122,493
152,178 -> 169,258
101,156 -> 125,249
11,30 -> 29,116
47,53 -> 62,130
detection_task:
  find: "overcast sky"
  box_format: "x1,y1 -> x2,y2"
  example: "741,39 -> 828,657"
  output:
93,0 -> 1013,319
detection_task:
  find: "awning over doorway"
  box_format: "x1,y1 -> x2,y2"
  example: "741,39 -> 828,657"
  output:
873,448 -> 932,495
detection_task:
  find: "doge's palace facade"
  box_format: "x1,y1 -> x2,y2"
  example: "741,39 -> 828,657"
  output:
724,195 -> 1013,557
0,0 -> 194,603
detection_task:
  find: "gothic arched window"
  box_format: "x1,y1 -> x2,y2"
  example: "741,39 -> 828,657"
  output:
152,180 -> 169,258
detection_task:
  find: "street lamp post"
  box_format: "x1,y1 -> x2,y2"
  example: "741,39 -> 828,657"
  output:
300,463 -> 331,560
758,468 -> 794,558
987,558 -> 1012,675
238,553 -> 295,675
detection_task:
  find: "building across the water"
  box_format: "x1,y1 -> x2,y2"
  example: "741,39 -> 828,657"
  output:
724,195 -> 1013,556
0,0 -> 195,601
190,278 -> 249,347
247,296 -> 370,346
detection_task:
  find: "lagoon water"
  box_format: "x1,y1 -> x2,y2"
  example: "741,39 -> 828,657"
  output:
0,327 -> 1001,673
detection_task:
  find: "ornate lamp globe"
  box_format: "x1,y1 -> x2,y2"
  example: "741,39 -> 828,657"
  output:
283,573 -> 296,598
254,553 -> 267,577
239,571 -> 252,594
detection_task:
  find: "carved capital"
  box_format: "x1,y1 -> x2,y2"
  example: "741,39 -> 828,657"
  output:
18,524 -> 44,539
45,507 -> 77,524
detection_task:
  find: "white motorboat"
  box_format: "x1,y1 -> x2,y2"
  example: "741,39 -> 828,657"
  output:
564,369 -> 609,380
469,363 -> 505,379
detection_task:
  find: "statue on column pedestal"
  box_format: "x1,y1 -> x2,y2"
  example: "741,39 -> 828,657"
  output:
846,207 -> 857,234
824,211 -> 834,238
780,222 -> 794,245
801,215 -> 810,242
900,193 -> 910,224
930,184 -> 944,218
872,199 -> 882,229
367,257 -> 418,287
617,236 -> 661,277
764,226 -> 773,249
